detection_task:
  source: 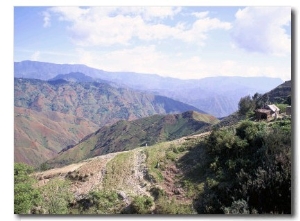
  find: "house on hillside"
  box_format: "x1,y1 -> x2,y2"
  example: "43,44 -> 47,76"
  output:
255,104 -> 280,120
255,109 -> 272,120
267,104 -> 280,117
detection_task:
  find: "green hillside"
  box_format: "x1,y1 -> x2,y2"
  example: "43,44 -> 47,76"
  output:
263,80 -> 291,104
46,111 -> 219,167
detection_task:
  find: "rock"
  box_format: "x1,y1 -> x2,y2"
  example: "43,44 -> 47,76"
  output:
117,191 -> 130,205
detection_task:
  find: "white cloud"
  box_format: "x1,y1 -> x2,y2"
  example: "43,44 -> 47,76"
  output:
192,11 -> 209,18
45,6 -> 231,47
49,6 -> 90,22
42,11 -> 51,27
116,6 -> 182,20
36,6 -> 291,81
73,46 -> 290,81
231,7 -> 291,56
81,46 -> 165,74
31,51 -> 40,61
177,17 -> 231,44
76,48 -> 95,66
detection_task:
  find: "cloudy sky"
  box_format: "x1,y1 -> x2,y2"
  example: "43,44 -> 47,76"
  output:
14,6 -> 291,80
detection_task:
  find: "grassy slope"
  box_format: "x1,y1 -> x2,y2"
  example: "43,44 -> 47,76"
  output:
264,80 -> 291,103
46,111 -> 219,167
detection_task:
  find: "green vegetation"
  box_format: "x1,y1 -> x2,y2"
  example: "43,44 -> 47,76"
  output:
130,195 -> 154,214
145,143 -> 170,183
187,118 -> 291,214
69,190 -> 125,214
14,163 -> 41,214
39,178 -> 74,214
148,187 -> 196,214
88,190 -> 124,214
238,95 -> 256,116
263,80 -> 291,104
155,197 -> 196,214
102,151 -> 135,190
275,103 -> 288,113
47,110 -> 218,168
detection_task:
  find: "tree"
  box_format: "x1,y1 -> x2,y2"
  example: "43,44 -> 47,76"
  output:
14,163 -> 41,214
238,95 -> 255,116
252,93 -> 264,109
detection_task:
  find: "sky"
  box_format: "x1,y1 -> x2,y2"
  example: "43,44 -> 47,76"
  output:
14,6 -> 291,81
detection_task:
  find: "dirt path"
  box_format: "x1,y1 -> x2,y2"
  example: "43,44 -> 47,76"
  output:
130,150 -> 151,196
34,130 -> 211,201
170,131 -> 211,145
35,152 -> 119,197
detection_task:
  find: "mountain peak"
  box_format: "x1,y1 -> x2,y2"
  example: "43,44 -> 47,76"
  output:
50,72 -> 94,83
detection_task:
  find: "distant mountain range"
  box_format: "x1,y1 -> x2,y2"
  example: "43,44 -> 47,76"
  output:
14,60 -> 288,166
14,60 -> 284,117
14,77 -> 204,166
46,110 -> 219,168
15,78 -> 202,126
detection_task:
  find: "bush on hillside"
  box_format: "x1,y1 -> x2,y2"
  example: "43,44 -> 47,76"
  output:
194,118 -> 291,214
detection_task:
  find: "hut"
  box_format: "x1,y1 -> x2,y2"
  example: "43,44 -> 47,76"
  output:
255,109 -> 272,120
255,104 -> 280,120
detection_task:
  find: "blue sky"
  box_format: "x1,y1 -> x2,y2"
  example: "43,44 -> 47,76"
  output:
14,6 -> 291,80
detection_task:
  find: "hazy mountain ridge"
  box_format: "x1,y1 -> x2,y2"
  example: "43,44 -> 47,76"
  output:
15,78 -> 203,126
14,60 -> 283,117
50,72 -> 95,82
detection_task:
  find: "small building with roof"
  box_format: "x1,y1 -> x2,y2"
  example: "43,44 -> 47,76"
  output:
255,104 -> 280,120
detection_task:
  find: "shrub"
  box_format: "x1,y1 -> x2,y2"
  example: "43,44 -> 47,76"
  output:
130,195 -> 154,214
223,199 -> 250,214
40,178 -> 73,214
154,197 -> 196,214
87,190 -> 124,214
14,163 -> 41,214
